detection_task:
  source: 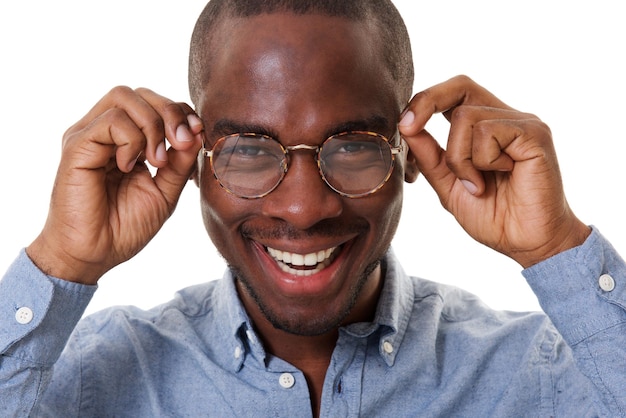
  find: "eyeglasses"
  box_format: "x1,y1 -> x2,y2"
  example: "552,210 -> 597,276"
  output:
201,130 -> 403,199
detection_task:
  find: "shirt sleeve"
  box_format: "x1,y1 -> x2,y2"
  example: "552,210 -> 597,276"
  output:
523,226 -> 626,416
0,249 -> 96,416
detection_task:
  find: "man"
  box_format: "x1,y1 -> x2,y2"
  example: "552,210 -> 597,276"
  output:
1,0 -> 624,416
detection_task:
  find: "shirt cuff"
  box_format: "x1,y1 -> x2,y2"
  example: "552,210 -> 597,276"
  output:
0,249 -> 96,365
523,226 -> 626,346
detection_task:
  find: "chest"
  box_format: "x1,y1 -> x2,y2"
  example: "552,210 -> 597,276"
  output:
76,330 -> 559,417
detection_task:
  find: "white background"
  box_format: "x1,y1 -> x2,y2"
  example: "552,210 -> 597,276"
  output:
1,1 -> 623,316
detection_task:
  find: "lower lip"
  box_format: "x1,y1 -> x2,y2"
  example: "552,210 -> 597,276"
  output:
252,241 -> 351,298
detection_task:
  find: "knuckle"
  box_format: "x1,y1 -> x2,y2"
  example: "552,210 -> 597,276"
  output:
63,108 -> 123,147
61,129 -> 79,150
522,111 -> 540,121
176,102 -> 194,114
449,105 -> 474,123
134,86 -> 152,95
142,114 -> 165,138
527,119 -> 553,144
62,122 -> 81,146
409,89 -> 440,116
108,85 -> 134,100
163,101 -> 186,119
445,152 -> 467,172
472,119 -> 493,137
409,89 -> 431,108
452,74 -> 474,86
98,107 -> 128,127
534,119 -> 551,135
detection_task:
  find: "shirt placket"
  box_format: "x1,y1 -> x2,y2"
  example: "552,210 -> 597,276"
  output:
319,332 -> 368,418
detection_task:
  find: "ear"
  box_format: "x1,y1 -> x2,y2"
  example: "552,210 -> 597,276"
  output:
190,168 -> 200,187
190,152 -> 202,187
403,145 -> 419,183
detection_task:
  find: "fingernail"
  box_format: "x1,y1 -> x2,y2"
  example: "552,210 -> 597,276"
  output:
461,180 -> 478,195
126,159 -> 137,172
399,110 -> 415,127
176,124 -> 194,142
156,142 -> 168,161
187,114 -> 203,131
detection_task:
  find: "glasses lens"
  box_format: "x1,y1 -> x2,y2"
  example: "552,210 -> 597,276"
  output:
318,132 -> 394,197
211,134 -> 286,198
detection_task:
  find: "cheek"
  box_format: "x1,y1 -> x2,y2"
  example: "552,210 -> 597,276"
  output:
376,178 -> 404,240
199,171 -> 252,253
350,169 -> 405,248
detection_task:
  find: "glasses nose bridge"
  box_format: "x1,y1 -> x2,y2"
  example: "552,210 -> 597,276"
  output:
283,141 -> 324,179
284,143 -> 320,154
283,143 -> 322,168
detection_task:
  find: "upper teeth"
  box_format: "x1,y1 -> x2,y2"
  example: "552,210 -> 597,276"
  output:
267,247 -> 336,267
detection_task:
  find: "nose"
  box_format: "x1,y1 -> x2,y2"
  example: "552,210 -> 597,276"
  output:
261,153 -> 343,230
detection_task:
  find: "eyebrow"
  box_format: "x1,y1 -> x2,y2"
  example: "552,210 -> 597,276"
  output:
324,116 -> 390,138
211,115 -> 392,141
211,120 -> 279,139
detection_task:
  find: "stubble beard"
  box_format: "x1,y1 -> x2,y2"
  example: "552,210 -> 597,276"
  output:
231,258 -> 383,336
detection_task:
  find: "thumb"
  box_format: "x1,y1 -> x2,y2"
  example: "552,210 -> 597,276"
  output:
401,126 -> 459,204
153,134 -> 203,211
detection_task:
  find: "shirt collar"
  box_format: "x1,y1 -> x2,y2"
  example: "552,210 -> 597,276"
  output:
342,249 -> 415,366
211,270 -> 267,372
212,248 -> 414,371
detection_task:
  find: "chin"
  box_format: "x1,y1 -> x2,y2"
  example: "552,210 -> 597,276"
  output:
230,257 -> 382,336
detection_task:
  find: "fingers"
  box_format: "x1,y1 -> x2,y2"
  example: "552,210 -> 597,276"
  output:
33,87 -> 205,283
397,76 -> 589,265
60,86 -> 205,216
399,75 -> 513,137
152,114 -> 205,209
134,88 -> 202,167
399,75 -> 552,201
444,106 -> 543,195
64,86 -> 202,173
401,128 -> 457,200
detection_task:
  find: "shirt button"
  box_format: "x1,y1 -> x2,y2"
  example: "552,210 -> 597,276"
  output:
599,274 -> 616,292
15,307 -> 34,324
279,373 -> 295,389
234,346 -> 242,359
383,341 -> 394,354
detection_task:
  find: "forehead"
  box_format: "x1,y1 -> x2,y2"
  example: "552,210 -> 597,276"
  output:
197,13 -> 399,139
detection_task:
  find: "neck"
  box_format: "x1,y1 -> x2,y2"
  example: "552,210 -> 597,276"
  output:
236,264 -> 383,418
237,263 -> 383,362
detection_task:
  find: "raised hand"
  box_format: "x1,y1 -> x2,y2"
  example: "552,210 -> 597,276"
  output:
399,75 -> 590,267
27,87 -> 203,284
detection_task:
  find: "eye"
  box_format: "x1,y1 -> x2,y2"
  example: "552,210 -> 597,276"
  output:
218,134 -> 279,159
336,141 -> 379,154
233,144 -> 270,156
324,137 -> 383,159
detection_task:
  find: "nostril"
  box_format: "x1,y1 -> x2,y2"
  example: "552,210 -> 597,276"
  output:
261,164 -> 343,230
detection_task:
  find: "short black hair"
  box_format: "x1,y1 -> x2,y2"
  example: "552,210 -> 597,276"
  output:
188,0 -> 414,106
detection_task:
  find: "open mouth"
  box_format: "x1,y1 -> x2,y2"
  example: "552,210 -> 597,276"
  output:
266,245 -> 340,276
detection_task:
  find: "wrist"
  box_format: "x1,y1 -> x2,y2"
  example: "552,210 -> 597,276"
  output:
513,220 -> 591,268
26,235 -> 103,285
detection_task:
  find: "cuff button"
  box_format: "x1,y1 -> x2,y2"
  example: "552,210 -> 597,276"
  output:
599,274 -> 616,292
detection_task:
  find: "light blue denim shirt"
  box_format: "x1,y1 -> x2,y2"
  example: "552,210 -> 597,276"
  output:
1,228 -> 625,417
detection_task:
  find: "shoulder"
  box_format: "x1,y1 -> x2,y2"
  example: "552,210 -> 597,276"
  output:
411,275 -> 551,332
403,274 -> 563,362
75,279 -> 225,347
385,251 -> 558,349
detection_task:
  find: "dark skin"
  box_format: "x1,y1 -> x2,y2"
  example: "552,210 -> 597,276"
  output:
193,16 -> 412,414
26,12 -> 589,418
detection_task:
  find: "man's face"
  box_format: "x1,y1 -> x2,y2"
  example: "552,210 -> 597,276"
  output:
196,13 -> 410,336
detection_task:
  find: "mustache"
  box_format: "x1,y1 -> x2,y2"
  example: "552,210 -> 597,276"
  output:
241,219 -> 368,240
